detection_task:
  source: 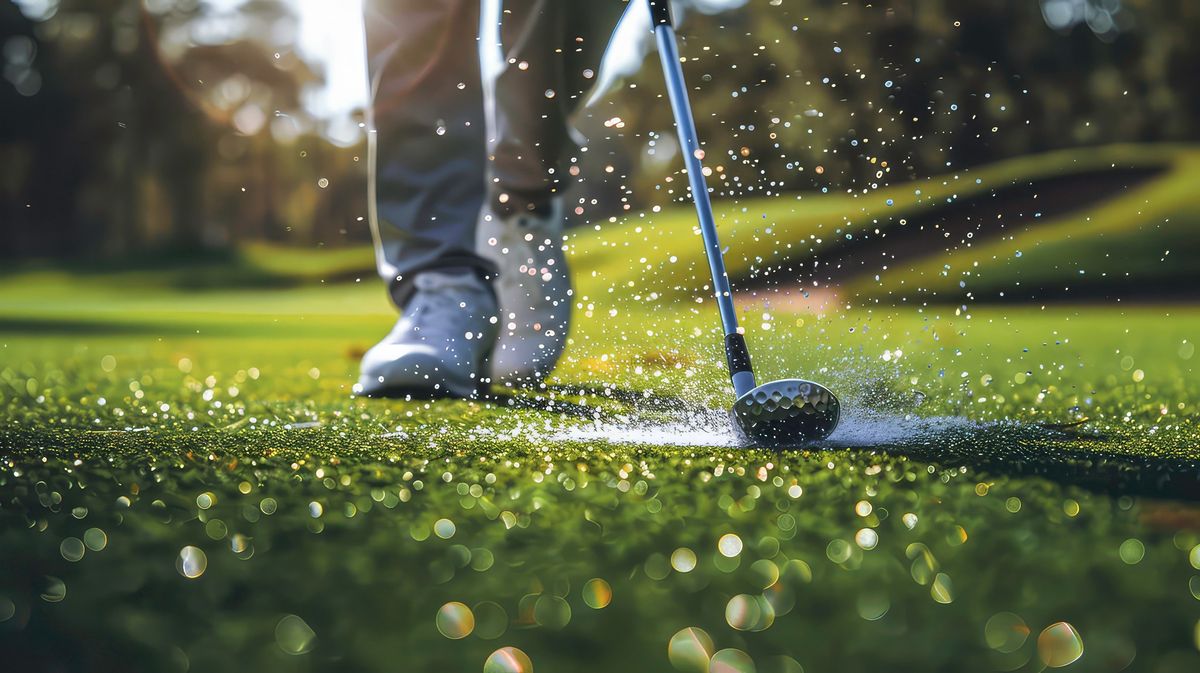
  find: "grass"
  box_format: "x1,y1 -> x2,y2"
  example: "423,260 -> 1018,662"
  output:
3,145 -> 1200,671
572,143 -> 1200,303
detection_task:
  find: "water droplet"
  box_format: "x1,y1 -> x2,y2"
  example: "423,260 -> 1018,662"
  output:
436,602 -> 475,639
40,576 -> 66,603
668,627 -> 714,673
533,594 -> 571,629
1118,538 -> 1145,564
1038,622 -> 1083,667
0,596 -> 15,622
83,527 -> 107,551
855,528 -> 879,550
483,646 -> 533,673
749,559 -> 779,589
473,601 -> 508,639
60,537 -> 85,562
930,573 -> 954,603
177,545 -> 207,579
434,518 -> 457,539
710,648 -> 756,673
582,578 -> 612,609
671,547 -> 698,572
985,612 -> 1030,653
759,655 -> 803,673
718,533 -> 743,557
275,614 -> 316,655
826,539 -> 852,564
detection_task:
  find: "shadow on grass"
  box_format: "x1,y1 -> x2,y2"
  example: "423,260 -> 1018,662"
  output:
815,419 -> 1200,501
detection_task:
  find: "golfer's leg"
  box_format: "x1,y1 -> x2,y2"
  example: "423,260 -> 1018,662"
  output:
365,0 -> 493,307
489,1 -> 623,215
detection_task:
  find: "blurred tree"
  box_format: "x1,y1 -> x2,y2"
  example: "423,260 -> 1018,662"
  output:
602,0 -> 1200,204
1,0 -> 1197,259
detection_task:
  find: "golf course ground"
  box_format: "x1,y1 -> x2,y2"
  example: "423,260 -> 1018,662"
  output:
2,145 -> 1199,672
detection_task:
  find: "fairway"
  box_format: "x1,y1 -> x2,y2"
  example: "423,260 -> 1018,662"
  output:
3,259 -> 1199,671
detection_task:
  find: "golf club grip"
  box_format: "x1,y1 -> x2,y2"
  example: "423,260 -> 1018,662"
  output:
725,333 -> 752,375
648,0 -> 673,26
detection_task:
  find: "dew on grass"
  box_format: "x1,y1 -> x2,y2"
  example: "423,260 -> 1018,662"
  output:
436,602 -> 475,639
275,614 -> 316,655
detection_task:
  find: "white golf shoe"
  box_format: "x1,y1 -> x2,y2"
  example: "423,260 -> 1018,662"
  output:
477,199 -> 572,386
355,269 -> 498,398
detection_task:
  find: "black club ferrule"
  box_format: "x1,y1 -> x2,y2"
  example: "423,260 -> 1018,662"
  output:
724,333 -> 753,375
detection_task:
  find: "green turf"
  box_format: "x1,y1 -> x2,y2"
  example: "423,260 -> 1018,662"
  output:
3,145 -> 1200,670
571,143 -> 1200,303
3,270 -> 1200,671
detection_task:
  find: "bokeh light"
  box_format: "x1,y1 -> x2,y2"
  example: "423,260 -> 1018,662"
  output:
483,646 -> 533,673
436,602 -> 475,639
668,627 -> 714,673
1037,622 -> 1084,667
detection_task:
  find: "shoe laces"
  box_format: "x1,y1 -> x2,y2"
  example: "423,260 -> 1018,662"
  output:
404,272 -> 492,341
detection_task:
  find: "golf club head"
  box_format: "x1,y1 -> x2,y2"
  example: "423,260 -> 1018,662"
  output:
730,379 -> 840,447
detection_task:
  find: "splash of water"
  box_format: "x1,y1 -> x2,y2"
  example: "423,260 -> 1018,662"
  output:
554,406 -> 978,449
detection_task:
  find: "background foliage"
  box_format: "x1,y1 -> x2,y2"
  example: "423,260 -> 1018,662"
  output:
1,0 -> 1198,258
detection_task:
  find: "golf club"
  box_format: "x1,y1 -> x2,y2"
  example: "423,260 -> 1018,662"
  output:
647,0 -> 840,445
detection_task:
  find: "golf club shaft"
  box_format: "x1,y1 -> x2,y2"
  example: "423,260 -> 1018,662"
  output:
649,0 -> 757,397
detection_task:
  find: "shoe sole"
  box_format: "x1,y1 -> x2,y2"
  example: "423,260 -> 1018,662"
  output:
356,351 -> 493,400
